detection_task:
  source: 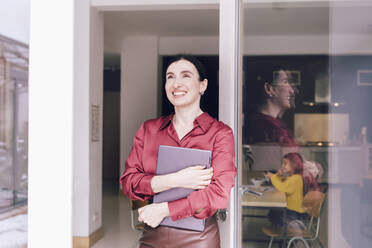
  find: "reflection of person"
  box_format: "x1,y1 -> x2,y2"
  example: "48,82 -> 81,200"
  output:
244,63 -> 296,146
264,153 -> 307,226
120,55 -> 236,247
244,63 -> 319,193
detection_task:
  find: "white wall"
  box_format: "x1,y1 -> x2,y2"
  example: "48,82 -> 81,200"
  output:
73,1 -> 104,237
120,36 -> 159,176
73,0 -> 91,237
30,0 -> 104,245
159,36 -> 219,55
29,0 -> 74,246
88,6 -> 104,235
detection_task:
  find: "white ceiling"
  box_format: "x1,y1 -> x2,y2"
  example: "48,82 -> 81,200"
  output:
244,6 -> 330,35
104,4 -> 372,38
104,9 -> 219,37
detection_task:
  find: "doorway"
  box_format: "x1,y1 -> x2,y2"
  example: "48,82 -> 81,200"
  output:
102,52 -> 121,194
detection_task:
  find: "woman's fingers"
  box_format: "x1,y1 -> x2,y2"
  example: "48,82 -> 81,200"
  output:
196,180 -> 211,189
201,179 -> 211,185
200,173 -> 213,179
202,167 -> 213,172
189,165 -> 206,170
175,165 -> 214,189
137,203 -> 169,228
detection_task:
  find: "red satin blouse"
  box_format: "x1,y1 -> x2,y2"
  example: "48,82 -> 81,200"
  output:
120,112 -> 236,221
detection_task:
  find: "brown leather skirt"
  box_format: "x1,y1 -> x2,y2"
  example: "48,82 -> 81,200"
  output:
139,216 -> 220,248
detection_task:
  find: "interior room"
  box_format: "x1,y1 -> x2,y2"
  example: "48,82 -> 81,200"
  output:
91,1 -> 372,247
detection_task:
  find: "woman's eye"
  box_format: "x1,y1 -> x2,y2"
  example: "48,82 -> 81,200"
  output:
167,75 -> 173,80
183,74 -> 191,78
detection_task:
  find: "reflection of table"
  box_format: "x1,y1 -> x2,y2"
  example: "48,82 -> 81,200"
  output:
242,188 -> 286,208
241,187 -> 287,246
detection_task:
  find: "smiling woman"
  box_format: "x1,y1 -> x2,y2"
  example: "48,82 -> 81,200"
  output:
244,62 -> 298,146
120,55 -> 236,248
165,56 -> 207,112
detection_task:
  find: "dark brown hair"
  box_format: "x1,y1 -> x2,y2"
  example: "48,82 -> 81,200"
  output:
283,152 -> 304,175
166,54 -> 207,81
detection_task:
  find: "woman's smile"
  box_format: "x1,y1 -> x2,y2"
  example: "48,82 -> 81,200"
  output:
172,89 -> 187,97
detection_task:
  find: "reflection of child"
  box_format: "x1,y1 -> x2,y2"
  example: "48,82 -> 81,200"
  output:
264,153 -> 307,226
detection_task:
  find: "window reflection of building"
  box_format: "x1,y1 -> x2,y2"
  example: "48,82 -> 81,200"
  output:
0,35 -> 28,211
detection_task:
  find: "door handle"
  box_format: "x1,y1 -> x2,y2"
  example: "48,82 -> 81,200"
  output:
216,209 -> 227,222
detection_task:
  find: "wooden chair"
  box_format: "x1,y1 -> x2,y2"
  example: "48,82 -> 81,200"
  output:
129,199 -> 148,231
262,191 -> 326,248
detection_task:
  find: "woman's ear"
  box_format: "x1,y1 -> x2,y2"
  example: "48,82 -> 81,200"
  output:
200,79 -> 208,95
264,82 -> 274,97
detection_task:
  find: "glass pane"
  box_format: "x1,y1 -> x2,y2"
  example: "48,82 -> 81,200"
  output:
239,1 -> 372,247
0,36 -> 28,247
327,2 -> 372,248
0,40 -> 28,211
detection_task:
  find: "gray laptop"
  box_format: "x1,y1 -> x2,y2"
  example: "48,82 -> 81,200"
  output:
153,145 -> 212,232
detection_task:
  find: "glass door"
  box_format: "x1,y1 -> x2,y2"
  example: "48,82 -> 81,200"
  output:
238,1 -> 372,247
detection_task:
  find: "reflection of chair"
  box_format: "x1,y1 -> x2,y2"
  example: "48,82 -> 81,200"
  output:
286,236 -> 310,248
129,199 -> 148,231
262,191 -> 325,248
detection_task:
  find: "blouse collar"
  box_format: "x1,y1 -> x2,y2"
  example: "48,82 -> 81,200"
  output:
159,112 -> 214,133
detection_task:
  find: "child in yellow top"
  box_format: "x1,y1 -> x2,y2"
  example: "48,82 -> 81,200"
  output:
264,153 -> 307,227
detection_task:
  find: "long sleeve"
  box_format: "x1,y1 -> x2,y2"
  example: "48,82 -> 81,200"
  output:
167,125 -> 237,221
270,174 -> 298,194
271,174 -> 304,213
120,123 -> 155,201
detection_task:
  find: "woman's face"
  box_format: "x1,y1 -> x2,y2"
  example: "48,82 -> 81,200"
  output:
271,70 -> 295,110
165,59 -> 207,108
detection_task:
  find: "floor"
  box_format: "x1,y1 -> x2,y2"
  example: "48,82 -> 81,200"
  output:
92,181 -> 141,248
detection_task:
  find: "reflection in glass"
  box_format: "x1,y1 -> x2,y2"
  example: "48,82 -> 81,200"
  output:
0,35 -> 28,211
240,1 -> 372,247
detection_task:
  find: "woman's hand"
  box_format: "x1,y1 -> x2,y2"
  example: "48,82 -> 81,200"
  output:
173,165 -> 213,190
151,165 -> 213,193
138,202 -> 170,228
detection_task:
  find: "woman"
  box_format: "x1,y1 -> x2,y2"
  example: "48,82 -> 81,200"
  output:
120,55 -> 236,248
244,63 -> 320,192
244,63 -> 297,146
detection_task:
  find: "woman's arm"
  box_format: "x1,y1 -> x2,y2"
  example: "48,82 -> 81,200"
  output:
167,124 -> 237,221
151,166 -> 214,193
121,122 -> 215,200
120,123 -> 155,201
